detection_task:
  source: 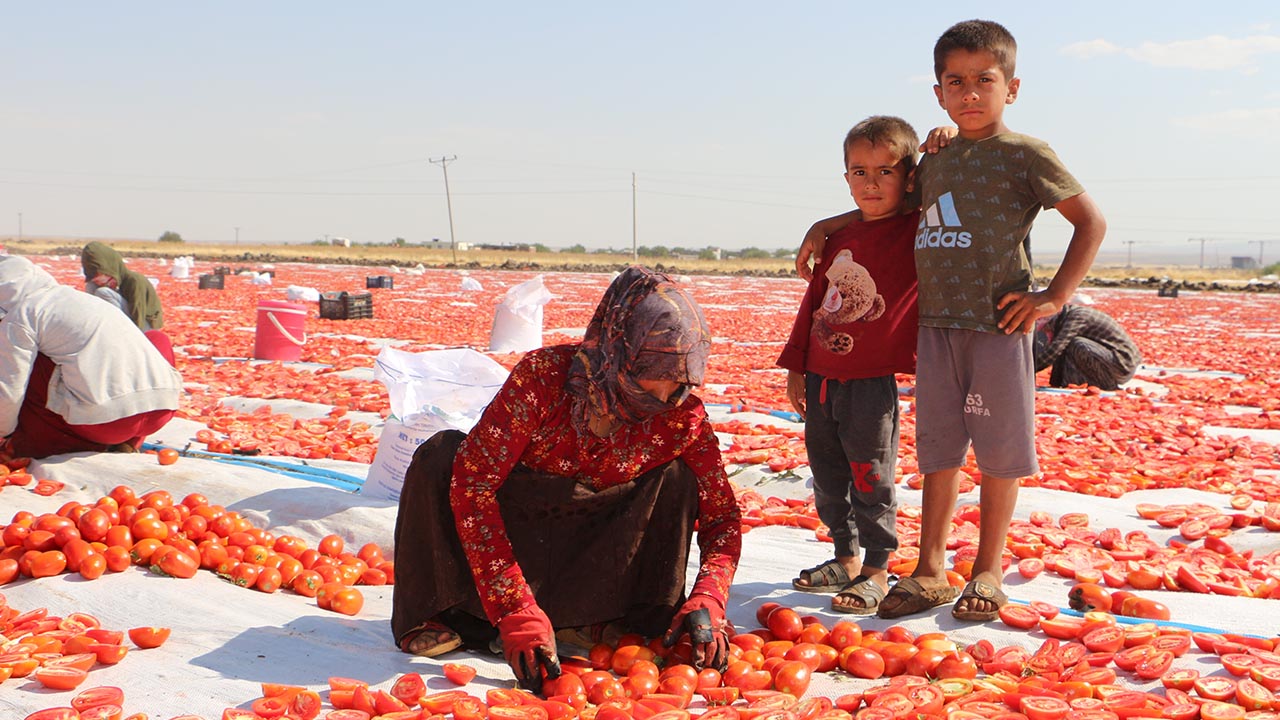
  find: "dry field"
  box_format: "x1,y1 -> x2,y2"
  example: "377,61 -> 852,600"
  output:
5,236 -> 1273,286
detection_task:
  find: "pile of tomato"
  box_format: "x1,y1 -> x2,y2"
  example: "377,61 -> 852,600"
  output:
0,484 -> 390,617
1,595 -> 169,694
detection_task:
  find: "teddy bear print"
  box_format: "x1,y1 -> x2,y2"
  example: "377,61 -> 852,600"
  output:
813,248 -> 884,354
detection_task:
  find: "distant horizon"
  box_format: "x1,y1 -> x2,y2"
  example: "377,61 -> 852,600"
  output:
5,232 -> 1275,271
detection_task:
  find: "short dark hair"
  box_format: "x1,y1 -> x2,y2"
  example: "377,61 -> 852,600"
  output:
934,19 -> 1017,81
843,116 -> 920,176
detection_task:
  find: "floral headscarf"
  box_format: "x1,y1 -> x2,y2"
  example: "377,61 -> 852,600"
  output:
566,266 -> 711,434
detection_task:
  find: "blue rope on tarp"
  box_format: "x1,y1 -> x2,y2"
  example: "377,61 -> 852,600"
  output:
140,442 -> 365,493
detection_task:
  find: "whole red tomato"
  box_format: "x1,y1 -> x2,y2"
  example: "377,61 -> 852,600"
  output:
772,659 -> 812,697
932,651 -> 978,680
157,448 -> 180,465
329,587 -> 364,615
766,608 -> 803,642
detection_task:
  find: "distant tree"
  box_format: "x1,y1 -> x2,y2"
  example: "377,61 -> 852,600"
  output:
564,244 -> 587,254
739,247 -> 771,259
158,231 -> 184,244
772,248 -> 795,259
698,248 -> 719,261
391,237 -> 407,247
638,245 -> 671,258
532,243 -> 549,253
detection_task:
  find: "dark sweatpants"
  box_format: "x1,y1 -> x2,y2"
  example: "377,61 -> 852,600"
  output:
803,373 -> 900,569
390,429 -> 700,649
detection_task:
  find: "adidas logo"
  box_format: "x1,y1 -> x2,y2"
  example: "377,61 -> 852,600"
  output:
915,192 -> 973,250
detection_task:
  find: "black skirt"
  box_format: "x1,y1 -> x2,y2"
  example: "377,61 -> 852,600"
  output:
390,429 -> 700,648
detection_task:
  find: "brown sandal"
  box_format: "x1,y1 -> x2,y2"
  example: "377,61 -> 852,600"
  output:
876,576 -> 961,619
951,580 -> 1008,622
832,576 -> 886,615
399,620 -> 463,657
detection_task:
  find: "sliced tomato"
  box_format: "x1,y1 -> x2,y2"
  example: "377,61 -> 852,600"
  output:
34,665 -> 89,690
78,706 -> 124,720
128,626 -> 171,648
998,604 -> 1040,630
1020,695 -> 1071,720
72,686 -> 126,713
23,710 -> 82,720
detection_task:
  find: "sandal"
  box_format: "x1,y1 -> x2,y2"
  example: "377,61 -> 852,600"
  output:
951,580 -> 1008,622
399,620 -> 463,658
555,621 -> 626,650
832,576 -> 886,615
876,576 -> 961,619
791,559 -> 852,593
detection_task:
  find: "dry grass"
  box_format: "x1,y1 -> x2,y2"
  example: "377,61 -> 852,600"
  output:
4,236 -> 1271,283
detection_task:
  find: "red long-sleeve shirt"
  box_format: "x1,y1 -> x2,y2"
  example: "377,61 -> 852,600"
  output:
449,345 -> 742,623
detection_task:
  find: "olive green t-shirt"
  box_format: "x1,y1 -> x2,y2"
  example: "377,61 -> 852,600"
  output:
914,132 -> 1084,333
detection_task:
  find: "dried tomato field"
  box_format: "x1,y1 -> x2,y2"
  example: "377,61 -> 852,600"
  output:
4,254 -> 1280,720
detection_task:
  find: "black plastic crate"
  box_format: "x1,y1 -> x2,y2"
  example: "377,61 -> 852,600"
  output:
366,275 -> 394,289
213,266 -> 232,276
319,291 -> 373,320
197,273 -> 224,290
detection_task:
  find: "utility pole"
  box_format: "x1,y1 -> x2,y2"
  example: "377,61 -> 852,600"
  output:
431,155 -> 459,264
1124,240 -> 1136,269
17,213 -> 22,242
234,226 -> 240,246
1248,240 -> 1270,267
632,172 -> 638,262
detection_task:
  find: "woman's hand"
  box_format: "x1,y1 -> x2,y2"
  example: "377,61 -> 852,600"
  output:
497,603 -> 562,692
663,594 -> 729,672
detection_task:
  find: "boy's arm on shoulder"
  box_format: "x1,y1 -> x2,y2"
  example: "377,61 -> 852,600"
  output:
795,210 -> 861,281
995,191 -> 1106,335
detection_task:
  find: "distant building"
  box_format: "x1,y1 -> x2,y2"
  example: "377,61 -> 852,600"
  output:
331,237 -> 351,248
1231,256 -> 1259,270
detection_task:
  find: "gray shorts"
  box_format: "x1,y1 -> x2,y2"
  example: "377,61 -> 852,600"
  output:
915,326 -> 1038,479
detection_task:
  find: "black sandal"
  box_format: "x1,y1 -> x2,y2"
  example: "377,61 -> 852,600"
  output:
791,559 -> 852,593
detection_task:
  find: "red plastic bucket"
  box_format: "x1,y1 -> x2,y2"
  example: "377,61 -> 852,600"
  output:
253,300 -> 308,361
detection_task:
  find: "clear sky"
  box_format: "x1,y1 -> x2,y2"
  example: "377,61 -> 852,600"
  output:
3,2 -> 1278,266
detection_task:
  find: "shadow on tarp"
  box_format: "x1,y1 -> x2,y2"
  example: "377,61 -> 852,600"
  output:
189,613 -> 405,689
224,484 -> 397,534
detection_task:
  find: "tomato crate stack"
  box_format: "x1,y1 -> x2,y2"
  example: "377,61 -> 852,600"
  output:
319,291 -> 374,320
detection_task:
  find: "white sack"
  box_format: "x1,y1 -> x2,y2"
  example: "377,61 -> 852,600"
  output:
488,275 -> 551,354
286,285 -> 321,302
362,347 -> 510,501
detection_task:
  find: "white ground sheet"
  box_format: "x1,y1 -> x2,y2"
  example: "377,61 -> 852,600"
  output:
3,395 -> 1279,716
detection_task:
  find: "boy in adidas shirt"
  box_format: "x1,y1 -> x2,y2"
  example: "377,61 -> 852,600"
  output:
795,19 -> 1106,622
777,116 -> 920,615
